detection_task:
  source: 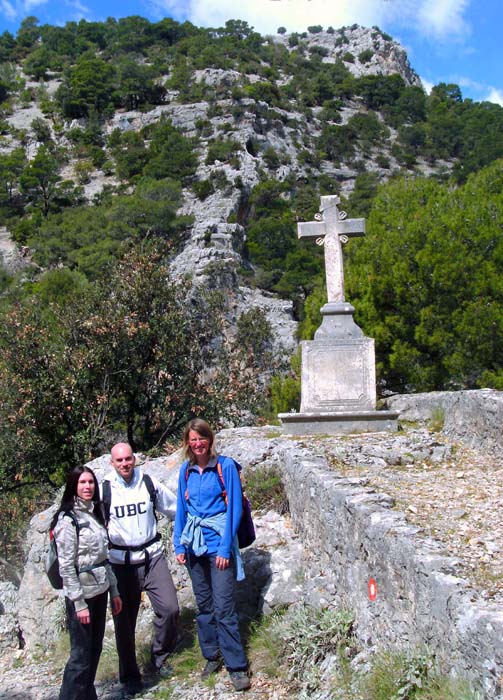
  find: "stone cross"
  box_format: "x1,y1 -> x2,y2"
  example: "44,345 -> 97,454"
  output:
298,195 -> 365,303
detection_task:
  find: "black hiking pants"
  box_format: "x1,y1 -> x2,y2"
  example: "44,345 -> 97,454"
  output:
58,590 -> 108,700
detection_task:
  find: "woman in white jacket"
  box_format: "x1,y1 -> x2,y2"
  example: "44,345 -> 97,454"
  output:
52,466 -> 122,700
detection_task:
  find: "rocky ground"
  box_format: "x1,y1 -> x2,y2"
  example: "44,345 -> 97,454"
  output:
0,426 -> 501,699
317,429 -> 503,603
0,664 -> 292,700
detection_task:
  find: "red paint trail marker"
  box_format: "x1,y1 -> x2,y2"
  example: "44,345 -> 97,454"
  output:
368,577 -> 377,601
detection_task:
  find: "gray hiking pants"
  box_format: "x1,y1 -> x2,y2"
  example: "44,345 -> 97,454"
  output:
112,553 -> 179,684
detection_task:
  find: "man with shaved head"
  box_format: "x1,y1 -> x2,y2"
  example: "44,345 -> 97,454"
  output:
102,442 -> 178,696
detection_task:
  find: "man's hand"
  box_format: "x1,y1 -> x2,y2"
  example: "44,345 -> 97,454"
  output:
216,556 -> 229,570
176,553 -> 186,565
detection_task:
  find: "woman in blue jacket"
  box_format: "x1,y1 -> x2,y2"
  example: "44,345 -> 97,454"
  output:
174,418 -> 250,692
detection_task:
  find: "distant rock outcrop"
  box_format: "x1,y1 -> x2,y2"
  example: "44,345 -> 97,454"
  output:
0,26 -> 427,358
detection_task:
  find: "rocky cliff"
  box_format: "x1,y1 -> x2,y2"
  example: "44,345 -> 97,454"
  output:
0,25 -> 426,358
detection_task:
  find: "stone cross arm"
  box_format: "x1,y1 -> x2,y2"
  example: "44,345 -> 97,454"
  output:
297,195 -> 366,303
297,218 -> 366,240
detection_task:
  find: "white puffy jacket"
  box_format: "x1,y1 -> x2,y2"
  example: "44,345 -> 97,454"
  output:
54,498 -> 119,612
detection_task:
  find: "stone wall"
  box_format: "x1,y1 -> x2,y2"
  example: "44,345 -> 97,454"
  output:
280,446 -> 503,699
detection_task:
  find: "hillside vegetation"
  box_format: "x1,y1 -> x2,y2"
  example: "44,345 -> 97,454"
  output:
0,15 -> 502,500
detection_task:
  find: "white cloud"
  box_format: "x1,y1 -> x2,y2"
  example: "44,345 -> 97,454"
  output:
149,0 -> 386,35
457,76 -> 483,91
0,0 -> 48,22
190,0 -> 386,35
23,0 -> 49,10
0,0 -> 16,21
63,0 -> 92,21
484,88 -> 503,107
420,76 -> 434,94
416,0 -> 470,39
148,0 -> 472,41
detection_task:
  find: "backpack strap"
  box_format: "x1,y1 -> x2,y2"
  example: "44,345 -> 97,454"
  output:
217,457 -> 244,506
59,509 -> 80,532
53,510 -> 81,548
183,459 -> 193,504
102,479 -> 111,526
142,472 -> 158,521
103,473 -> 158,526
216,461 -> 228,506
183,460 -> 228,505
184,458 -> 241,508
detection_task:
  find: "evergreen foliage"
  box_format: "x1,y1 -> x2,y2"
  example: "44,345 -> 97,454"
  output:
345,161 -> 503,392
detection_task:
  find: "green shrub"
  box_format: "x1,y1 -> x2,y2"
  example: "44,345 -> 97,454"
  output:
358,650 -> 479,700
428,407 -> 445,432
192,178 -> 214,200
376,153 -> 390,169
270,373 -> 300,414
358,49 -> 373,64
210,168 -> 230,191
205,138 -> 241,165
272,604 -> 355,694
263,146 -> 280,169
244,464 -> 289,514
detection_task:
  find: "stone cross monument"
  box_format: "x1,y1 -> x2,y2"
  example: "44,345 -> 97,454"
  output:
279,194 -> 398,435
297,195 -> 364,304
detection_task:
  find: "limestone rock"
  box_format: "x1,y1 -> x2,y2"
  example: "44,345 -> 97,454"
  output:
0,582 -> 19,656
384,388 -> 503,456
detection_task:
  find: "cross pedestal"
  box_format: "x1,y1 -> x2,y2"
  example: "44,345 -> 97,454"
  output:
279,195 -> 398,435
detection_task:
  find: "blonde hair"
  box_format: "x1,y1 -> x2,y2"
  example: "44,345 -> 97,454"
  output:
182,418 -> 217,464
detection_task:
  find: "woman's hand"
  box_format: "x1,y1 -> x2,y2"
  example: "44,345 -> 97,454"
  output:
111,595 -> 122,616
216,556 -> 229,570
76,607 -> 90,624
176,553 -> 186,565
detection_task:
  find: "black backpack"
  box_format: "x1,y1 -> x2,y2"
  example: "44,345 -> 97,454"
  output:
45,511 -> 80,590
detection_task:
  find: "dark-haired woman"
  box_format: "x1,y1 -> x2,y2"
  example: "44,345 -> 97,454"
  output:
174,418 -> 250,692
52,466 -> 122,700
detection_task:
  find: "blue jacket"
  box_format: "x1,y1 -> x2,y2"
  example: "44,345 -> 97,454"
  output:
174,455 -> 243,559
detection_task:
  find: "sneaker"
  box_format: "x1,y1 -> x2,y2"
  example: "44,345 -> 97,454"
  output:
144,660 -> 174,680
201,656 -> 224,680
229,670 -> 251,691
123,679 -> 144,696
157,663 -> 174,679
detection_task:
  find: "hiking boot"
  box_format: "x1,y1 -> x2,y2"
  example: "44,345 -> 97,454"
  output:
123,679 -> 144,696
229,670 -> 251,691
155,663 -> 174,679
201,656 -> 224,680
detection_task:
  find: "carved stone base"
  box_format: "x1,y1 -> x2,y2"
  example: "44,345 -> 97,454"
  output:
283,306 -> 400,435
300,336 -> 376,413
278,410 -> 399,435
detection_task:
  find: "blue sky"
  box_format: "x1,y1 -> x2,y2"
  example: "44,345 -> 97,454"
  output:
0,0 -> 501,105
